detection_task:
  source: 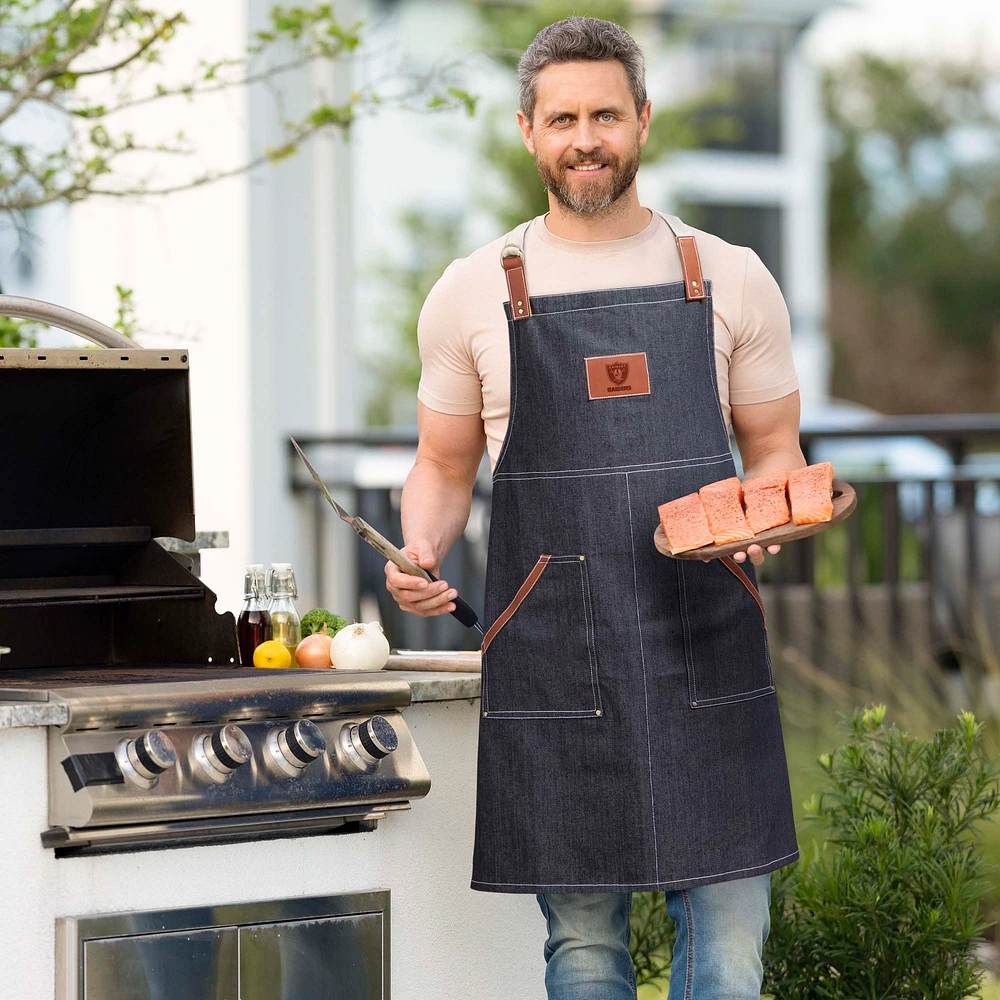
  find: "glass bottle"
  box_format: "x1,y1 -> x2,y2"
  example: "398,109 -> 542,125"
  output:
266,562 -> 301,659
237,564 -> 271,667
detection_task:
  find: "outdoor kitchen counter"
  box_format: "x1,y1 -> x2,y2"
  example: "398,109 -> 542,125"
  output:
0,667 -> 482,729
0,658 -> 543,1000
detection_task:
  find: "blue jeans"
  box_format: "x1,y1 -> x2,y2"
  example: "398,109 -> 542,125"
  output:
536,874 -> 771,999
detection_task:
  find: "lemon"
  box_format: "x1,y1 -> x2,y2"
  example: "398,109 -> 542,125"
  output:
253,640 -> 293,669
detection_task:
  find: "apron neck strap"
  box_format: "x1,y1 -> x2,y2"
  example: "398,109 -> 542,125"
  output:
498,212 -> 708,313
501,220 -> 533,319
655,211 -> 707,303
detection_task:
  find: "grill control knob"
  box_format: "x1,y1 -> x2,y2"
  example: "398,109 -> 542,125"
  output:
267,719 -> 326,777
341,716 -> 399,770
116,730 -> 177,788
194,725 -> 252,782
357,716 -> 399,760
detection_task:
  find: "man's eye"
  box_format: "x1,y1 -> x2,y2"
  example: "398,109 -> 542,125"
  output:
555,116 -> 570,124
600,113 -> 614,122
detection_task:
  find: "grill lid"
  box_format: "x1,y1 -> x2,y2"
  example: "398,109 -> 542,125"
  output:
0,350 -> 194,539
0,349 -> 237,671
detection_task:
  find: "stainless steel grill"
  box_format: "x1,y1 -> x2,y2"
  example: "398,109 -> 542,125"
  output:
0,299 -> 431,854
25,669 -> 430,854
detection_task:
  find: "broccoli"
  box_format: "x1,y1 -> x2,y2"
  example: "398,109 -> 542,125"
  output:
300,608 -> 350,639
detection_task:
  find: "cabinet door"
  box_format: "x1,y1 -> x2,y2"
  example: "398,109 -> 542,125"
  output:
83,927 -> 239,1000
239,913 -> 383,1000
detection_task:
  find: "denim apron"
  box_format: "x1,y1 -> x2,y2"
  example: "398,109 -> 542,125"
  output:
471,212 -> 799,894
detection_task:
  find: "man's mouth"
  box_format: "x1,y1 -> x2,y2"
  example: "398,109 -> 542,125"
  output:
568,163 -> 606,173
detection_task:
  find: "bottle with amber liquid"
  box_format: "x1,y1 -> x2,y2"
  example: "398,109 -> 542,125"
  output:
266,562 -> 301,660
237,564 -> 272,667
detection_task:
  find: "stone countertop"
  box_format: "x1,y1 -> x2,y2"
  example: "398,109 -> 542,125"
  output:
0,669 -> 481,730
0,701 -> 68,729
390,671 -> 481,705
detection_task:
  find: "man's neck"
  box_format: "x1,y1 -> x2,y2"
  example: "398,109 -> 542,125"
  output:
542,189 -> 650,242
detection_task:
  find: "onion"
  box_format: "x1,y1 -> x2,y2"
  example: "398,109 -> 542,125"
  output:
330,620 -> 390,672
294,623 -> 333,669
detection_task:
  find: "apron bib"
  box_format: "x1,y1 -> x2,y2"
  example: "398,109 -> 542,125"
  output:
471,212 -> 799,894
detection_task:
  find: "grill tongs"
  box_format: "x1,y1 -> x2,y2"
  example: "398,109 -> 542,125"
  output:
290,438 -> 485,636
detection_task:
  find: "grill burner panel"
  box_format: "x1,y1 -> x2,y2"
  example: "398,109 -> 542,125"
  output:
29,671 -> 430,852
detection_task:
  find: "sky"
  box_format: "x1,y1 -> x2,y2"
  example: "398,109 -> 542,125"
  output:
811,0 -> 1000,61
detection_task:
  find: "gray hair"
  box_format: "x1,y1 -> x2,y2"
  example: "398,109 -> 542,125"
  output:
518,17 -> 647,122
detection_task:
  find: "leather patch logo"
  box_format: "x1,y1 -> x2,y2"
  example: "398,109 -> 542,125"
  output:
606,362 -> 629,385
586,352 -> 650,400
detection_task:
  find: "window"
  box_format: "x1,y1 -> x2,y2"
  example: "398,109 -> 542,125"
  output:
680,203 -> 784,289
686,23 -> 791,155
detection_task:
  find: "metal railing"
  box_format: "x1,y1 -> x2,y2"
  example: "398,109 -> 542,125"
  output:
288,415 -> 1000,663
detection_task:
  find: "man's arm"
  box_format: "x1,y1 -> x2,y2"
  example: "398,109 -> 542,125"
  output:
727,390 -> 806,565
731,390 -> 805,480
385,401 -> 486,617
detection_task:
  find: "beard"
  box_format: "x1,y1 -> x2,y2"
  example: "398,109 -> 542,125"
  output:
535,138 -> 642,216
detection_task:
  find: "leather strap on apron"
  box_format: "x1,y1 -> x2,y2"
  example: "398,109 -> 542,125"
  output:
720,554 -> 767,624
658,213 -> 708,302
502,213 -> 707,314
501,221 -> 533,319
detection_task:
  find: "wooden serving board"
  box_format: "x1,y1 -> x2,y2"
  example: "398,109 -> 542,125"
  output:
654,479 -> 857,561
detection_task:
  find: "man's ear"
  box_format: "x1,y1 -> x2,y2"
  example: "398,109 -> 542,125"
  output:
516,109 -> 536,156
638,99 -> 652,148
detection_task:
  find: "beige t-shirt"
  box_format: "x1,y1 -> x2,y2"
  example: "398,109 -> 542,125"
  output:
416,209 -> 798,472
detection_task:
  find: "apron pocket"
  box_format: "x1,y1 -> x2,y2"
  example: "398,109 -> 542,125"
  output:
677,558 -> 775,709
481,554 -> 602,719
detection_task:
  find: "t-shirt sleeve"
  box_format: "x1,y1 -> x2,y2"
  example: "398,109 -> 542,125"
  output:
416,262 -> 484,416
728,249 -> 799,405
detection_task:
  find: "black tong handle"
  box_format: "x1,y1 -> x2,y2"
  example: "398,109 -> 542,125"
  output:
425,570 -> 484,635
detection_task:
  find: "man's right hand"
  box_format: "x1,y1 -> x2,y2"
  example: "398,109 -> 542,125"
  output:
385,541 -> 458,618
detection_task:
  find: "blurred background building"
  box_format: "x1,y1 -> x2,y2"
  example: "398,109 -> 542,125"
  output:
2,0 -> 999,660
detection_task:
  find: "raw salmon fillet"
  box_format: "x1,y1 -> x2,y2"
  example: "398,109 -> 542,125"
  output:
743,470 -> 791,534
698,477 -> 755,545
787,462 -> 835,525
658,494 -> 714,554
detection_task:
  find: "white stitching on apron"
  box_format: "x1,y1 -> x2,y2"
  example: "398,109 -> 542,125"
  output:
520,297 -> 688,317
469,850 -> 800,888
494,456 -> 734,483
491,308 -> 519,478
494,452 -> 732,479
626,472 -> 659,883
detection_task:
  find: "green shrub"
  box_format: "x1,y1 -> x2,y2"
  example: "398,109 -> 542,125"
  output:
629,890 -> 674,990
764,705 -> 1000,999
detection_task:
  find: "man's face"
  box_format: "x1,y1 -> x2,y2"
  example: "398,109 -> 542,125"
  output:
517,60 -> 651,216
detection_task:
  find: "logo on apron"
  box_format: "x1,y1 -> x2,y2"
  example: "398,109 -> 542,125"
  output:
606,362 -> 630,385
585,352 -> 651,400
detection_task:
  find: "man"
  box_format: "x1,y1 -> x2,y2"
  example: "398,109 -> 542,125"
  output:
385,17 -> 802,1000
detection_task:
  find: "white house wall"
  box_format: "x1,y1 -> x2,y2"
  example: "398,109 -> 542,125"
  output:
66,2 -> 252,617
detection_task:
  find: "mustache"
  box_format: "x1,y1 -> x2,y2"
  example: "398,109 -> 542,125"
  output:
561,151 -> 617,167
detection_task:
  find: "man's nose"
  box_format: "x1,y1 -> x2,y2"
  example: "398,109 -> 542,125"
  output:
571,120 -> 601,152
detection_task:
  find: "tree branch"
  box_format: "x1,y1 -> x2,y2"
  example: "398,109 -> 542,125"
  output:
71,12 -> 184,78
91,54 -> 317,116
0,0 -> 78,70
0,0 -> 114,126
0,3 -> 479,225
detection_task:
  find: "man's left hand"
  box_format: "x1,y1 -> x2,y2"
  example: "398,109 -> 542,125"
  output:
733,543 -> 780,566
702,543 -> 781,566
